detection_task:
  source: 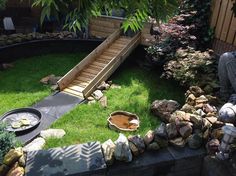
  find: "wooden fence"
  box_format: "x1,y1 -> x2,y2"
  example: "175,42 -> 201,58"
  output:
89,16 -> 155,46
211,0 -> 236,54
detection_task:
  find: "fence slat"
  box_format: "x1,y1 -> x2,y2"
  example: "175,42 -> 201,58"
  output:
215,0 -> 229,39
210,0 -> 222,28
226,16 -> 236,44
220,0 -> 233,41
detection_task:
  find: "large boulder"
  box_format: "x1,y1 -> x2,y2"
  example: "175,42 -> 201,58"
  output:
151,99 -> 180,122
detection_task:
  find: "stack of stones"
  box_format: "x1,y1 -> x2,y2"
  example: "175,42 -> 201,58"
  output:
0,31 -> 77,46
101,86 -> 226,166
151,86 -> 225,153
0,148 -> 25,176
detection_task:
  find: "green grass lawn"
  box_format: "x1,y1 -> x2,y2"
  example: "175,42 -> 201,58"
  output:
0,52 -> 185,149
44,59 -> 185,149
0,52 -> 87,116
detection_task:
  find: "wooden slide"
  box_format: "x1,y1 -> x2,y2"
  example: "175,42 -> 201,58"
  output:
57,29 -> 141,99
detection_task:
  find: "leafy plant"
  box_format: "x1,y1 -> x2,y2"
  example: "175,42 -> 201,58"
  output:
0,0 -> 7,10
0,122 -> 19,163
32,0 -> 179,32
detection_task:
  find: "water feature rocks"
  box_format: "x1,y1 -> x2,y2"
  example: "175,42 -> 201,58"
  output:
40,129 -> 66,139
144,130 -> 155,146
188,133 -> 203,149
23,137 -> 45,152
151,99 -> 180,122
102,139 -> 116,165
154,136 -> 169,148
206,117 -> 218,124
114,134 -> 132,162
166,123 -> 178,139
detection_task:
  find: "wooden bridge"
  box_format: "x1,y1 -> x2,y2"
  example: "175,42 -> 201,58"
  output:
57,29 -> 141,98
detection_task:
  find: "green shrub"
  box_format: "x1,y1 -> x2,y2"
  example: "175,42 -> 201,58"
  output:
0,122 -> 19,163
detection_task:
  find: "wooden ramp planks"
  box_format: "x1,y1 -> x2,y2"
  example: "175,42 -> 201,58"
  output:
58,30 -> 141,98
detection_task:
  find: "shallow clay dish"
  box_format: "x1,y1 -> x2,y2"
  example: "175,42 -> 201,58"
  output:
107,111 -> 140,132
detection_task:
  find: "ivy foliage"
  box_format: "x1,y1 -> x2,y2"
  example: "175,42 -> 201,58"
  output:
32,0 -> 179,32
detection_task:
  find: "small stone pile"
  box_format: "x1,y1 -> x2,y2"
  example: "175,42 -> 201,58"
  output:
0,31 -> 77,46
0,147 -> 25,176
87,81 -> 121,107
151,86 -> 226,153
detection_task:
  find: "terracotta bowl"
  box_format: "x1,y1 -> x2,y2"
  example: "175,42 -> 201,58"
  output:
107,111 -> 140,132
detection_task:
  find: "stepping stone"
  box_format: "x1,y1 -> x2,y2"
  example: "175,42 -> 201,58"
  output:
25,141 -> 106,176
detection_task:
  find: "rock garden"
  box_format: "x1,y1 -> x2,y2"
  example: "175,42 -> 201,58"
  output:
1,0 -> 236,176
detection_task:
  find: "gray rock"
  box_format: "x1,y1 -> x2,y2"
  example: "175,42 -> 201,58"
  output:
187,86 -> 205,97
166,123 -> 178,139
169,137 -> 186,148
23,137 -> 45,152
87,96 -> 95,101
101,139 -> 115,165
186,94 -> 196,106
195,109 -> 206,117
143,130 -> 155,146
154,136 -> 168,148
128,135 -> 145,154
110,84 -> 121,89
88,100 -> 96,105
92,90 -> 103,100
190,114 -> 202,128
155,123 -> 167,138
18,155 -> 26,167
151,99 -> 180,122
203,104 -> 216,113
48,76 -> 61,85
40,129 -> 66,139
99,96 -> 107,108
187,134 -> 202,149
97,81 -> 110,90
202,118 -> 212,131
179,124 -> 192,138
129,142 -> 139,156
206,139 -> 220,155
147,142 -> 160,150
169,110 -> 190,122
114,134 -> 132,162
181,104 -> 196,113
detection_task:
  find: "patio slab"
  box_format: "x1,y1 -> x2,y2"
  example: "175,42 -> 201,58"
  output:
25,141 -> 106,176
33,92 -> 83,119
